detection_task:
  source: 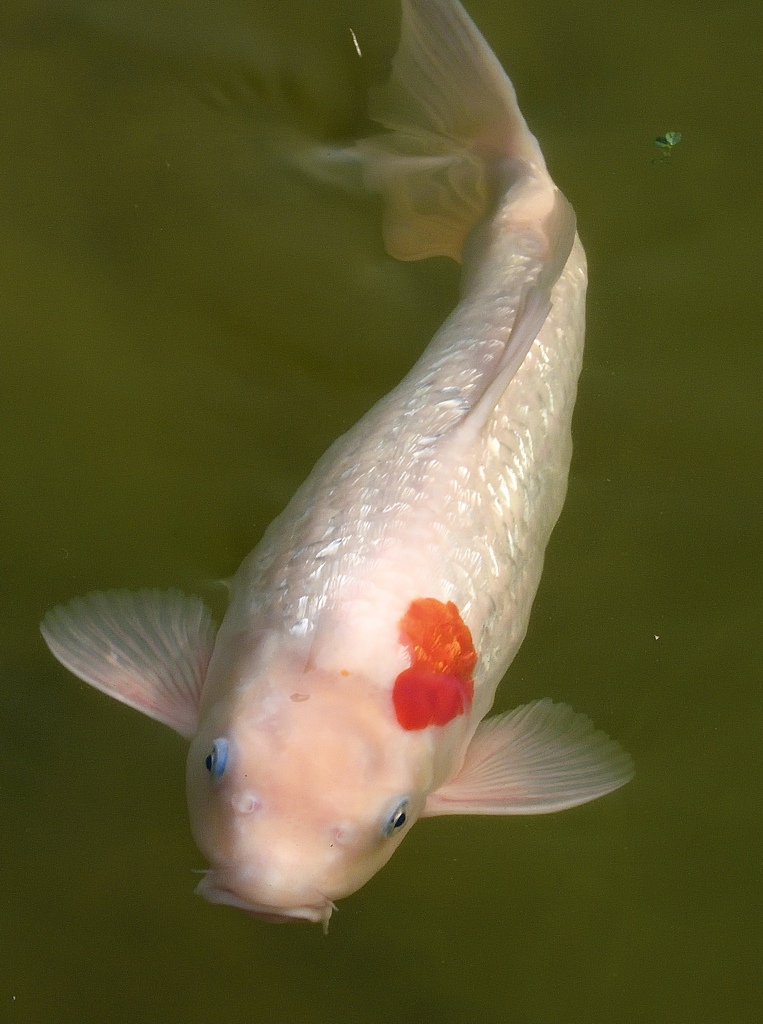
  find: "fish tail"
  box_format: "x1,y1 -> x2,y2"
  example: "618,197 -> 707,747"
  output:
356,0 -> 549,263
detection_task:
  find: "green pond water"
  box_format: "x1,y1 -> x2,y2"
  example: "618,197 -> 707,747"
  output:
1,1 -> 760,1021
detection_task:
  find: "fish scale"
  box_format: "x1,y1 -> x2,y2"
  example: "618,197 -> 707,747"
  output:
232,230 -> 584,721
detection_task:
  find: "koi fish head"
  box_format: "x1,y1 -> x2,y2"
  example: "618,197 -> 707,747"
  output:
186,670 -> 430,926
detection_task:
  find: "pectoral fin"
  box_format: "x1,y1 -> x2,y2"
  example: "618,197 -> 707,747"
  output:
423,699 -> 633,816
41,589 -> 216,738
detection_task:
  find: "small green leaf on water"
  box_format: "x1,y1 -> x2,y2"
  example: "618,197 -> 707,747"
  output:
655,131 -> 682,149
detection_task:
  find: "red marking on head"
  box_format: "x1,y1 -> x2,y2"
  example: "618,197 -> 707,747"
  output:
393,598 -> 477,731
400,598 -> 477,678
393,668 -> 474,730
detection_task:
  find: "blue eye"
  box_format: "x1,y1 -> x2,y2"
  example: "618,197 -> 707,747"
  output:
205,738 -> 229,779
383,798 -> 410,838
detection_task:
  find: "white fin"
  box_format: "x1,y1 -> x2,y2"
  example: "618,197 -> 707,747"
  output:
356,0 -> 549,262
40,589 -> 216,738
423,699 -> 634,816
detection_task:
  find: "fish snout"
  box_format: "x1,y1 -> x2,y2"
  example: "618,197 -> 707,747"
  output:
195,869 -> 334,927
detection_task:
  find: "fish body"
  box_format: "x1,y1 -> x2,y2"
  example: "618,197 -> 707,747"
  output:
41,0 -> 632,928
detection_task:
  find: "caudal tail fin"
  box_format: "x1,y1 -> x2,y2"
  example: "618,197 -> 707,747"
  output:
356,0 -> 550,262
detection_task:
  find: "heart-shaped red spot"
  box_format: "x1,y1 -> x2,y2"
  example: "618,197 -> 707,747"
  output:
393,667 -> 474,730
393,599 -> 477,730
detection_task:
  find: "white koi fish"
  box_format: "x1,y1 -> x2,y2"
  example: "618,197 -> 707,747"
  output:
41,0 -> 633,928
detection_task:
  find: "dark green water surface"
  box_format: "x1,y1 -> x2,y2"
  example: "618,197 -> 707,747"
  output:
2,1 -> 760,1021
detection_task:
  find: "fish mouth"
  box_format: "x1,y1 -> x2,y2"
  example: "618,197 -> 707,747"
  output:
195,872 -> 334,928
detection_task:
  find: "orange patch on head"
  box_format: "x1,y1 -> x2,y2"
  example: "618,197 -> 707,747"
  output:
400,598 -> 477,678
393,598 -> 477,731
